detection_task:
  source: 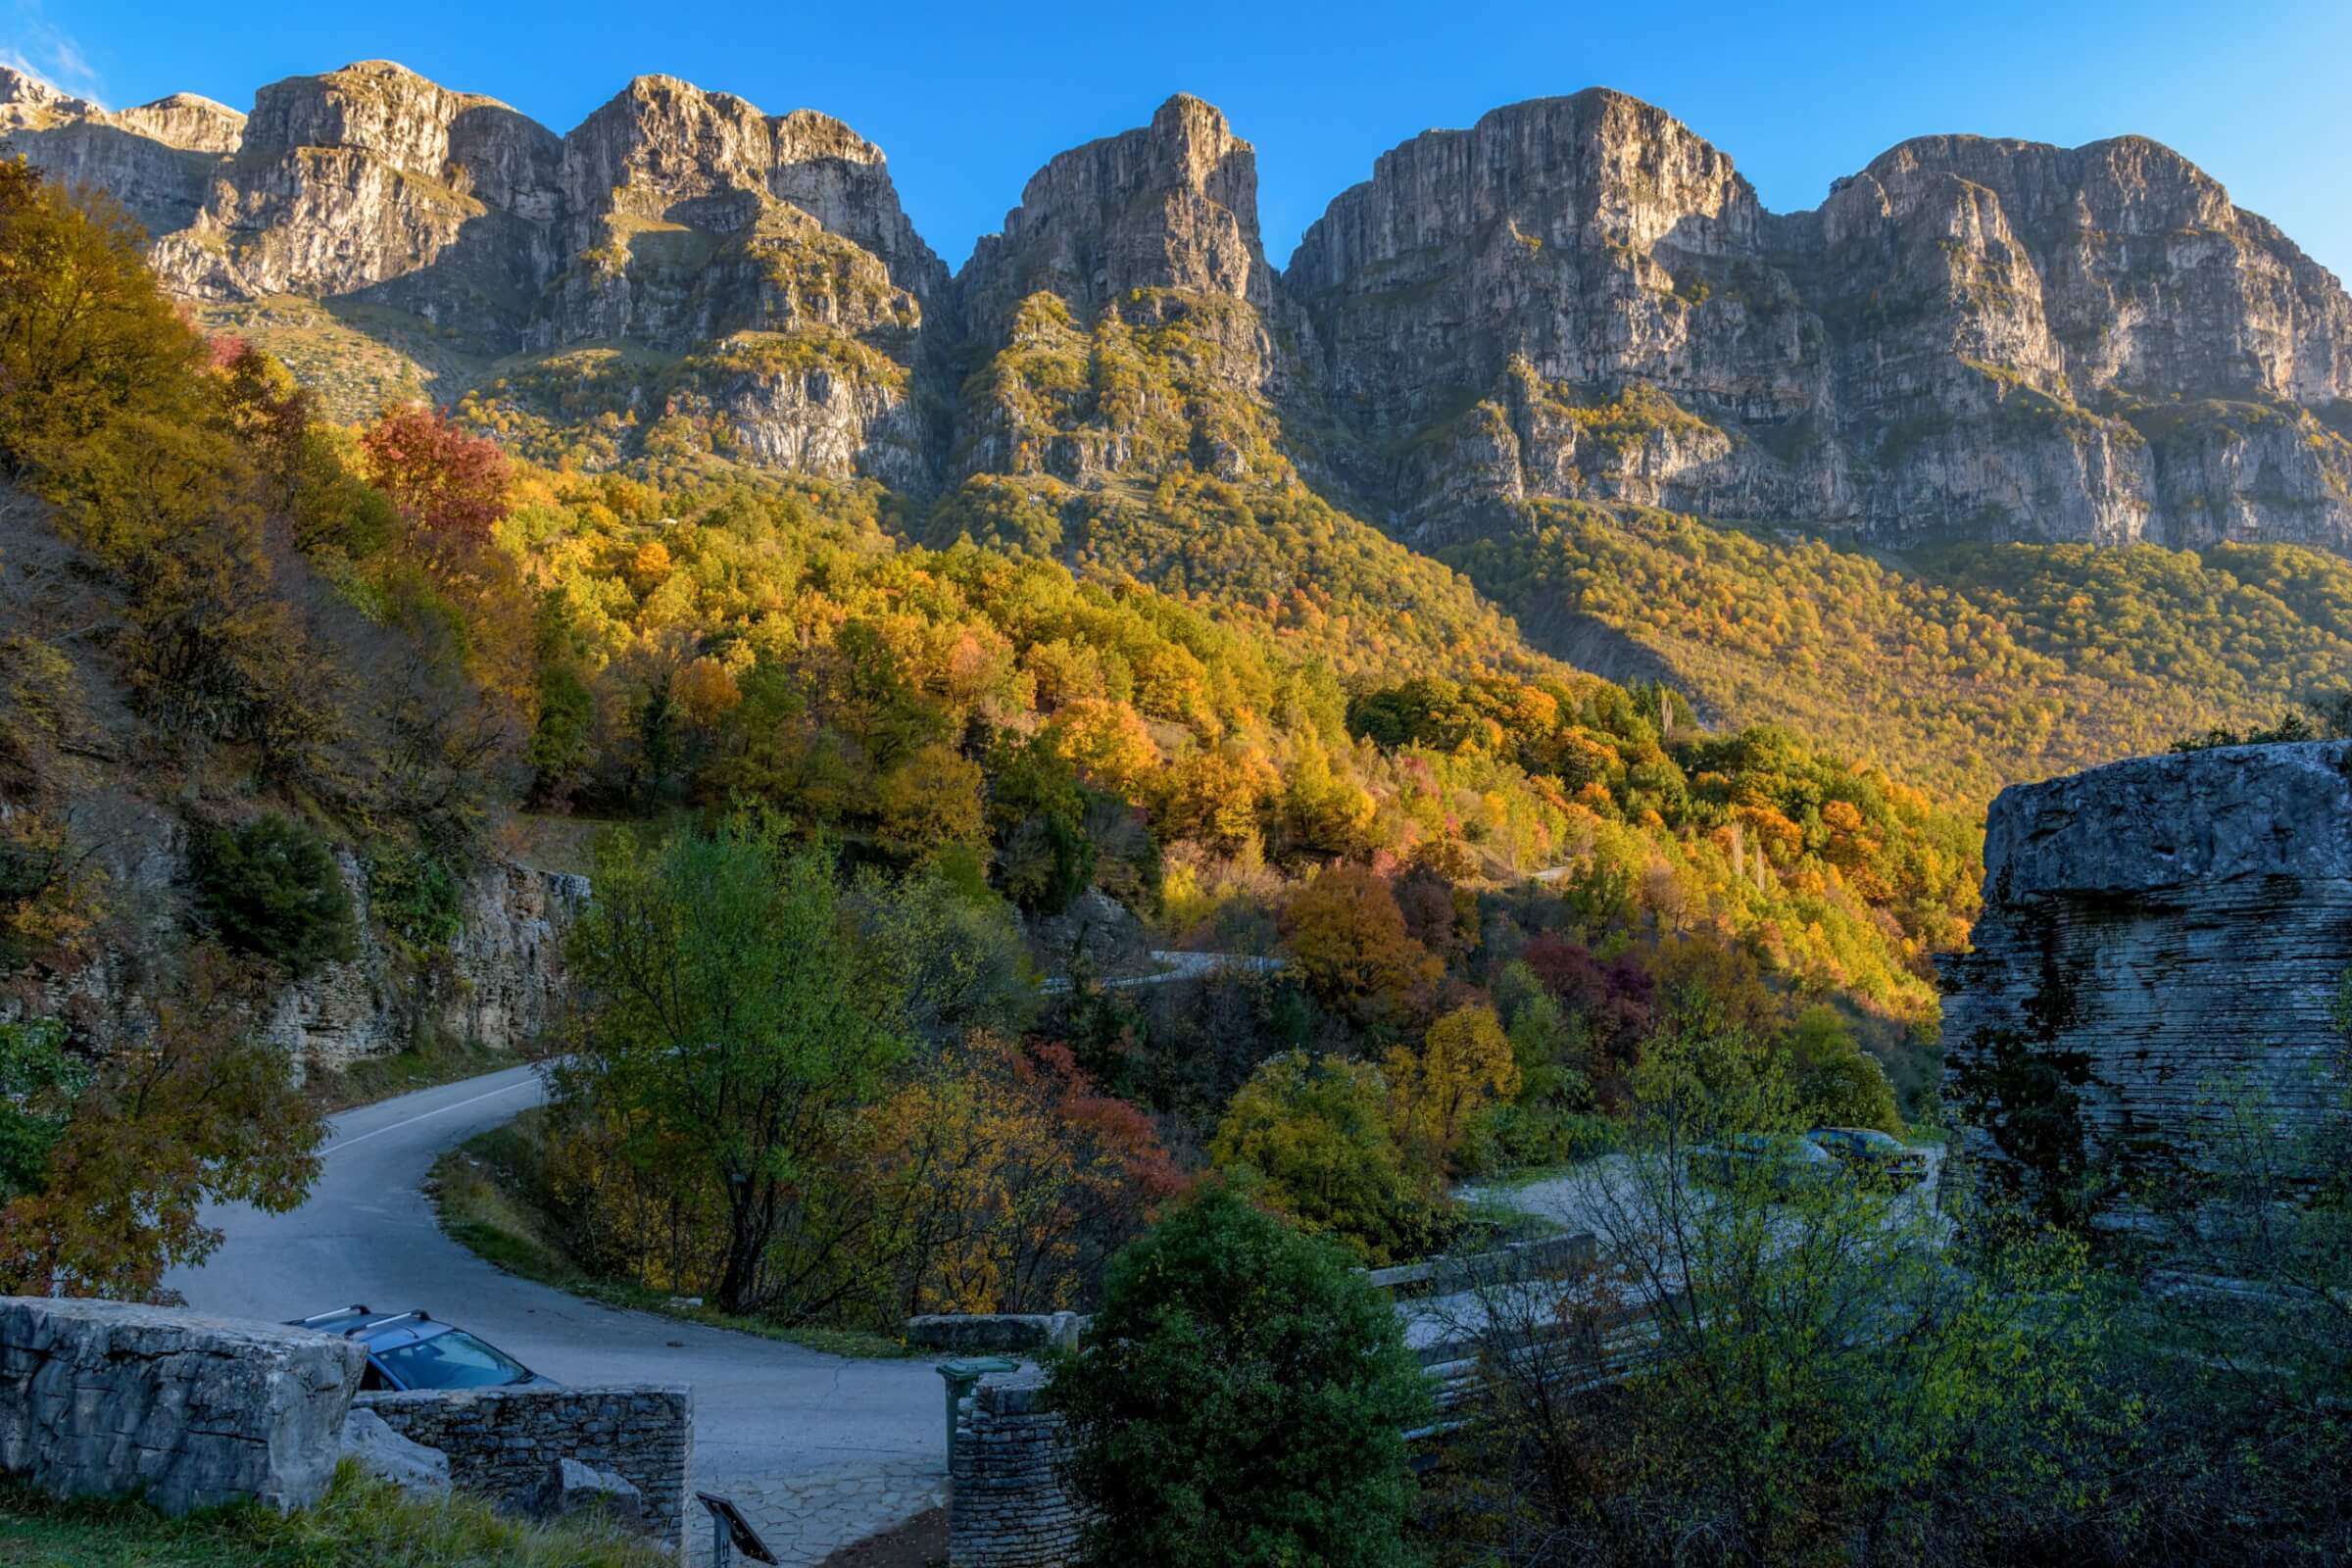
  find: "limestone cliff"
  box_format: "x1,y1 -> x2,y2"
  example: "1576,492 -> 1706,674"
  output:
11,63 -> 2348,552
1939,742 -> 2352,1219
7,794 -> 587,1079
951,94 -> 1294,490
1291,93 -> 2352,550
0,62 -> 947,490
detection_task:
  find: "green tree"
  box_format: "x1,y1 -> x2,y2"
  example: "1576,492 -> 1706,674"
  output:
1786,1004 -> 1903,1135
1050,1185 -> 1430,1568
1432,1093 -> 2127,1567
192,813 -> 358,976
1208,1052 -> 1431,1263
0,1019 -> 85,1202
557,823 -> 908,1316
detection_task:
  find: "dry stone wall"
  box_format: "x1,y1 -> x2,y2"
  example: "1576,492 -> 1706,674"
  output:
1940,741 -> 2352,1216
356,1383 -> 692,1555
0,1298 -> 367,1514
948,1367 -> 1082,1568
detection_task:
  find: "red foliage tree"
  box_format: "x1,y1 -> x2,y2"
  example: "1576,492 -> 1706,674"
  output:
1521,932 -> 1656,1075
361,403 -> 510,549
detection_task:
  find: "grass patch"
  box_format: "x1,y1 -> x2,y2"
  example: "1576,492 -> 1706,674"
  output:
431,1111 -> 922,1361
307,1033 -> 524,1114
0,1461 -> 665,1567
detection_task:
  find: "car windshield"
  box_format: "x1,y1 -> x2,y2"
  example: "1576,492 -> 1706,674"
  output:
374,1330 -> 530,1390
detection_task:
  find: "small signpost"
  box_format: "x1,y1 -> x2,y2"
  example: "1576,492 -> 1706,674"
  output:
696,1493 -> 778,1567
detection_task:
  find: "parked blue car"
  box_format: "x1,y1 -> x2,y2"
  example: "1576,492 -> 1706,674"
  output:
1804,1127 -> 1931,1190
288,1306 -> 552,1393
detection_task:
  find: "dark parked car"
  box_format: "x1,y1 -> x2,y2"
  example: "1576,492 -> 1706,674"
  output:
289,1306 -> 552,1393
1804,1127 -> 1931,1190
1689,1132 -> 1839,1194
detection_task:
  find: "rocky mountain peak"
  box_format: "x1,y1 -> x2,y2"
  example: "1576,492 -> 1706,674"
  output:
1290,88 -> 1760,294
961,91 -> 1271,339
7,63 -> 2346,555
113,94 -> 247,154
0,66 -> 97,124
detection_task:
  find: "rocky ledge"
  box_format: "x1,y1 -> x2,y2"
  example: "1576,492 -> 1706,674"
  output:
1940,742 -> 2352,1214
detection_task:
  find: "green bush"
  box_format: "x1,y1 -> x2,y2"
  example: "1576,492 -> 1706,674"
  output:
367,847 -> 465,957
192,813 -> 358,975
1049,1185 -> 1430,1568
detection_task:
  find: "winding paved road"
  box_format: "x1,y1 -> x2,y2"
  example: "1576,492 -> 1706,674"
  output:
162,1066 -> 945,1565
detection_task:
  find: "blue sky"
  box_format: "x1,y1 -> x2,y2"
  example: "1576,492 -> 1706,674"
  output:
14,0 -> 2349,279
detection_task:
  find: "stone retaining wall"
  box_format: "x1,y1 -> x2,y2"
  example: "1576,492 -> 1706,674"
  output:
906,1312 -> 1085,1355
358,1383 -> 691,1555
948,1367 -> 1081,1568
0,1298 -> 365,1515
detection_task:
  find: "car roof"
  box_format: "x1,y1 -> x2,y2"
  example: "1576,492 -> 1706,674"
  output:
287,1307 -> 456,1352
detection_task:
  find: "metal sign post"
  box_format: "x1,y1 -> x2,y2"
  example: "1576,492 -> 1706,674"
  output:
696,1493 -> 778,1567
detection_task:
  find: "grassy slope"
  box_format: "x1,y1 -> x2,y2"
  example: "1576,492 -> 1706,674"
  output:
0,1463 -> 664,1567
430,1110 -> 919,1360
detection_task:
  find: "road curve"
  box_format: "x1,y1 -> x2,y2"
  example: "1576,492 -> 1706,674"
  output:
163,1065 -> 945,1564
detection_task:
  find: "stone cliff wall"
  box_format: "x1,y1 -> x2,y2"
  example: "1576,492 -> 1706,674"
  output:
4,811 -> 586,1079
260,856 -> 588,1073
8,62 -> 2348,553
1940,742 -> 2352,1213
0,1298 -> 367,1515
357,1384 -> 692,1556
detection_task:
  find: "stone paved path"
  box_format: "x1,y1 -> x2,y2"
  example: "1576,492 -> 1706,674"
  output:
693,1456 -> 947,1566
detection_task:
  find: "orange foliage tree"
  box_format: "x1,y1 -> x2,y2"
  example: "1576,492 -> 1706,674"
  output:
1278,864 -> 1442,1034
860,1036 -> 1185,1314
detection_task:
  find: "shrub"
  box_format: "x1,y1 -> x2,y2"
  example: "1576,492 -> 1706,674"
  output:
191,814 -> 358,975
367,847 -> 466,958
1209,1051 -> 1433,1264
1050,1186 -> 1430,1568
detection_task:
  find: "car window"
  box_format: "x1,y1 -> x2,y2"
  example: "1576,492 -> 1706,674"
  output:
373,1330 -> 531,1390
359,1362 -> 391,1392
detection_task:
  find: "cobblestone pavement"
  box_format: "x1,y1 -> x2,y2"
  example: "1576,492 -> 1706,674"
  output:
689,1456 -> 947,1566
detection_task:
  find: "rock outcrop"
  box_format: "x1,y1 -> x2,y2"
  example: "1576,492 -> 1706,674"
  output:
1290,91 -> 2352,550
11,63 -> 2348,552
0,62 -> 945,490
338,1406 -> 452,1498
256,857 -> 588,1072
1940,742 -> 2352,1216
961,93 -> 1273,335
0,1298 -> 367,1515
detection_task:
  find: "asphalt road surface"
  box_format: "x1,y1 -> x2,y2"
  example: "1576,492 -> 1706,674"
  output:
163,1065 -> 946,1564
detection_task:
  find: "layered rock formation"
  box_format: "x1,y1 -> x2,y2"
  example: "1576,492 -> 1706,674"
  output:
1940,742 -> 2352,1217
951,93 -> 1292,489
11,64 -> 2349,551
0,1298 -> 367,1515
1,62 -> 945,488
1291,92 -> 2352,549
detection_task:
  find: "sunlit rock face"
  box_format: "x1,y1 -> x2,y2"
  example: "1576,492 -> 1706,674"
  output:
1289,94 -> 2352,550
0,61 -> 948,489
9,62 -> 2346,545
1940,742 -> 2352,1221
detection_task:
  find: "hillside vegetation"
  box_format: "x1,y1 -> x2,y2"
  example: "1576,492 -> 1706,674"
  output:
1452,504 -> 2352,802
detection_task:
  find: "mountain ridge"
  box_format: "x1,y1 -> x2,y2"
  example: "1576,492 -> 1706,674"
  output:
7,60 -> 2347,557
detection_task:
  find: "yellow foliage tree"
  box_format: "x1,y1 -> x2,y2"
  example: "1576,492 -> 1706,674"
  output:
1386,1004 -> 1519,1183
874,742 -> 986,858
1042,697 -> 1160,800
